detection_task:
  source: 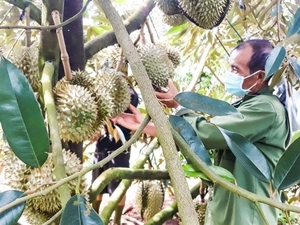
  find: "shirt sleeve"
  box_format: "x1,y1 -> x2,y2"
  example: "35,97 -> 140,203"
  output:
180,97 -> 277,150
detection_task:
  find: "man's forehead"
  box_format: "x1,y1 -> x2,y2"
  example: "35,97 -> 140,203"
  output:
229,45 -> 253,65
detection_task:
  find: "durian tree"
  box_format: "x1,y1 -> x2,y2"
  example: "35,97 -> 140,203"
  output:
0,0 -> 300,224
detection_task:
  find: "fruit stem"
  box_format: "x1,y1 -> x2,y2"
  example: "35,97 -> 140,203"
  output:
25,7 -> 31,47
51,10 -> 73,81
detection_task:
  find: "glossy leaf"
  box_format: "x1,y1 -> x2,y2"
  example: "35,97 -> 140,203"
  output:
182,164 -> 235,183
265,46 -> 286,78
286,7 -> 300,37
269,65 -> 287,90
60,194 -> 103,225
0,190 -> 26,225
174,92 -> 240,116
273,137 -> 300,190
0,57 -> 49,167
217,127 -> 271,183
169,115 -> 212,165
289,57 -> 300,79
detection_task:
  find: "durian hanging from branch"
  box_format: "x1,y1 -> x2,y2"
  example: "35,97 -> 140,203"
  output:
156,0 -> 233,29
178,0 -> 233,29
9,7 -> 40,93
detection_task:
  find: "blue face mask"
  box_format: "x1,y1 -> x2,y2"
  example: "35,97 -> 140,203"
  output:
224,71 -> 259,96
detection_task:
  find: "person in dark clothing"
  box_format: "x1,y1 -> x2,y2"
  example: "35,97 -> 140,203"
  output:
91,87 -> 139,225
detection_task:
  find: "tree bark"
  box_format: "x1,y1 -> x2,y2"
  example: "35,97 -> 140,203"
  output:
96,0 -> 200,224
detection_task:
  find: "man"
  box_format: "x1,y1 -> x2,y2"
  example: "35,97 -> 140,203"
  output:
113,39 -> 291,224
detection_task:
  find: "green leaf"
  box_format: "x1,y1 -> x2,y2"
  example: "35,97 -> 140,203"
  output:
174,92 -> 240,116
182,164 -> 235,183
287,7 -> 300,37
289,57 -> 300,79
60,195 -> 104,225
0,57 -> 49,168
264,46 -> 286,78
169,115 -> 212,165
217,127 -> 271,183
0,190 -> 26,225
273,137 -> 300,190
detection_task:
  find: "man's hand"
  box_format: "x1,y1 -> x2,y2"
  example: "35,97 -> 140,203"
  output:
155,79 -> 180,109
112,104 -> 144,132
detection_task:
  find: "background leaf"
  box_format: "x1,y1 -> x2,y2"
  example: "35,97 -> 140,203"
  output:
273,137 -> 300,190
174,92 -> 240,116
60,194 -> 104,225
265,46 -> 286,78
286,7 -> 300,37
0,190 -> 26,225
169,115 -> 212,165
182,164 -> 235,183
289,57 -> 300,79
217,127 -> 271,183
0,57 -> 49,168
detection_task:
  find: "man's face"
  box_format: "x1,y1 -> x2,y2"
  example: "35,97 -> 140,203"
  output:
228,45 -> 258,90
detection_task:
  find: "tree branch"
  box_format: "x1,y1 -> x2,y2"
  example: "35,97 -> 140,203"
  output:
91,168 -> 170,200
171,128 -> 300,215
84,0 -> 156,61
41,62 -> 71,207
95,0 -> 200,224
99,138 -> 158,224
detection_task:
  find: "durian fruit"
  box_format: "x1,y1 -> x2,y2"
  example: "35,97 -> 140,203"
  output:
135,180 -> 165,221
139,43 -> 175,89
162,13 -> 187,27
157,43 -> 181,68
0,147 -> 88,223
178,0 -> 232,29
107,44 -> 129,75
92,69 -> 131,118
11,45 -> 40,92
194,198 -> 207,225
54,80 -> 98,143
69,69 -> 94,89
156,0 -> 182,15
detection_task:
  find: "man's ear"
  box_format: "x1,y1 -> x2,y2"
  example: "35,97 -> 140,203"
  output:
257,70 -> 266,84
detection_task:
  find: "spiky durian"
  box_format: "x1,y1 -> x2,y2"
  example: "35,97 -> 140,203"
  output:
178,0 -> 232,29
11,46 -> 40,92
139,43 -> 175,89
156,0 -> 182,15
162,13 -> 187,27
195,201 -> 207,225
69,69 -> 94,90
0,147 -> 88,217
22,208 -> 56,225
93,69 -> 131,118
107,44 -> 128,75
135,180 -> 165,221
54,81 -> 98,143
157,43 -> 181,68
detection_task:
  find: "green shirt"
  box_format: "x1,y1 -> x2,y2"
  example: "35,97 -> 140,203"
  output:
179,88 -> 290,225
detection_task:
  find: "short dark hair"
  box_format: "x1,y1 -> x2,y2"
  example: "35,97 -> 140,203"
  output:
234,39 -> 274,74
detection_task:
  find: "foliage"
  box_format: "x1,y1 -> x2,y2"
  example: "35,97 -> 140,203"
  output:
0,0 -> 299,224
60,195 -> 104,225
0,57 -> 49,168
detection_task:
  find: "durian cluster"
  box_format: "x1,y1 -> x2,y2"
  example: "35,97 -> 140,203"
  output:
156,0 -> 232,29
0,144 -> 88,225
10,45 -> 40,92
139,43 -> 180,90
54,69 -> 131,143
135,180 -> 165,221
